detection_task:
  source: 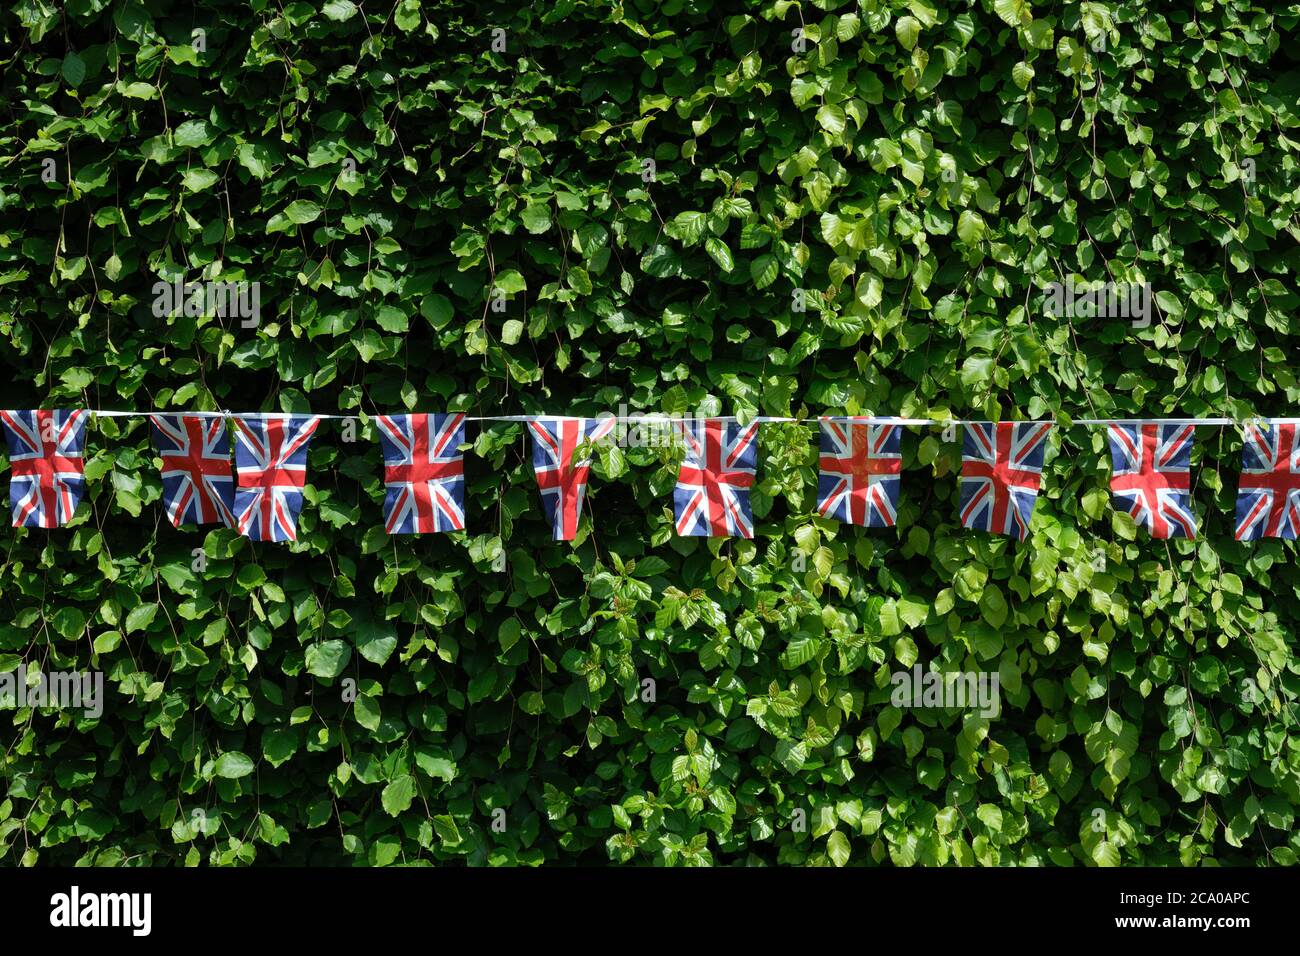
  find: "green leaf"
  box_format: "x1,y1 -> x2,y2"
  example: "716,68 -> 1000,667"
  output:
421,293 -> 454,328
641,243 -> 681,278
322,0 -> 359,21
494,270 -> 526,294
667,211 -> 708,245
51,607 -> 87,640
357,621 -> 399,665
173,119 -> 215,148
957,210 -> 986,244
285,200 -> 322,224
704,237 -> 734,272
306,640 -> 351,679
263,729 -> 299,767
1092,840 -> 1121,867
124,603 -> 158,634
827,830 -> 851,867
182,168 -> 219,193
62,53 -> 86,87
381,775 -> 416,816
894,16 -> 921,51
520,202 -> 552,235
816,104 -> 846,136
976,804 -> 1003,832
213,752 -> 255,779
237,143 -> 274,179
750,254 -> 779,289
994,0 -> 1029,27
498,618 -> 522,652
1012,61 -> 1035,90
394,0 -> 421,31
375,305 -> 409,333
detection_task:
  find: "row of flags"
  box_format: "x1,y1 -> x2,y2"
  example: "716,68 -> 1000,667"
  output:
1,410 -> 1298,543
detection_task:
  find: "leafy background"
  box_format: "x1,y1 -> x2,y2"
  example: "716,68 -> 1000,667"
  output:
2,0 -> 1299,866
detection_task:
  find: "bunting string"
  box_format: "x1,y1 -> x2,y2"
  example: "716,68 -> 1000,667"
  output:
69,410 -> 1300,426
4,408 -> 1299,543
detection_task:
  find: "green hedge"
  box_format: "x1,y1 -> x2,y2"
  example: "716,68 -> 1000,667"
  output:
2,0 -> 1299,866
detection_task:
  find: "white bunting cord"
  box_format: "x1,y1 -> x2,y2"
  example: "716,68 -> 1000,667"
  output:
74,410 -> 1300,427
5,406 -> 1298,542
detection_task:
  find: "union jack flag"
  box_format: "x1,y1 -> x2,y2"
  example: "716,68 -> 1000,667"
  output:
528,416 -> 615,541
149,414 -> 235,528
959,422 -> 1052,540
817,418 -> 902,527
231,414 -> 321,542
1,409 -> 89,528
1107,422 -> 1197,538
674,418 -> 760,537
376,413 -> 466,534
1235,420 -> 1300,540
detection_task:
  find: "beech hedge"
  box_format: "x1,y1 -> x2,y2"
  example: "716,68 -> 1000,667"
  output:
1,0 -> 1299,866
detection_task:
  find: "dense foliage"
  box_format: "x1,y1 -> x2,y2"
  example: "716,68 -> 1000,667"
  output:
2,0 -> 1299,867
